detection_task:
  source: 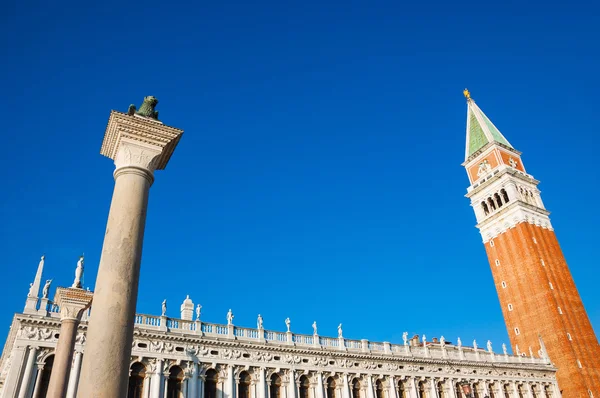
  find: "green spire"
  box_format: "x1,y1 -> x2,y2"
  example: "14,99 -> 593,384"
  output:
464,93 -> 513,161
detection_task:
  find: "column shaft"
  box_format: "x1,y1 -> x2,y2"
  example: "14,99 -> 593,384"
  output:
77,168 -> 152,398
66,351 -> 83,398
31,365 -> 45,398
227,365 -> 235,398
342,374 -> 350,398
17,346 -> 37,398
143,375 -> 151,398
316,374 -> 324,398
3,346 -> 27,398
189,363 -> 198,398
388,377 -> 399,398
47,319 -> 79,398
367,376 -> 375,398
289,370 -> 297,398
151,360 -> 164,398
259,368 -> 266,398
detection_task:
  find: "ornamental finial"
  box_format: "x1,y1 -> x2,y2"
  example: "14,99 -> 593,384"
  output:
463,88 -> 471,100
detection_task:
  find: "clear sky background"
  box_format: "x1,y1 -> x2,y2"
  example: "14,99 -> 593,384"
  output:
1,0 -> 599,352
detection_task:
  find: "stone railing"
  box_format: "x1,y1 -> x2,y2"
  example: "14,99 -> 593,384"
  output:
131,313 -> 550,366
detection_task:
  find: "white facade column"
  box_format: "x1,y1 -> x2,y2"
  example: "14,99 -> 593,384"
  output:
228,365 -> 235,398
408,378 -> 418,398
259,368 -> 267,398
482,382 -> 490,398
17,346 -> 37,398
430,379 -> 438,398
200,375 -> 205,398
2,345 -> 27,398
512,382 -> 519,398
289,370 -> 297,398
163,372 -> 171,398
367,375 -> 376,398
342,374 -> 350,398
189,363 -> 198,398
142,374 -> 151,398
447,380 -> 456,398
31,364 -> 45,398
317,373 -> 325,398
65,350 -> 83,398
388,377 -> 399,398
151,360 -> 164,398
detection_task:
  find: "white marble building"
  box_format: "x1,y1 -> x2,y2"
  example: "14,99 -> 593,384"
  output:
0,259 -> 559,398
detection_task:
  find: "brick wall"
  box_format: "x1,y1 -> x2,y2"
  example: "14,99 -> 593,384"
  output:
484,223 -> 600,397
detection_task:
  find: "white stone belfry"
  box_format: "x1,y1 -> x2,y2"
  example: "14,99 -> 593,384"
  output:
180,295 -> 194,321
76,98 -> 183,398
24,256 -> 45,314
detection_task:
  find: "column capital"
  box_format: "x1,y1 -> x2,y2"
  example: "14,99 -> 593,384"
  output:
101,111 -> 183,175
54,287 -> 93,321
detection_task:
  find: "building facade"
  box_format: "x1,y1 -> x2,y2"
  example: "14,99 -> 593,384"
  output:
0,268 -> 558,398
462,91 -> 600,398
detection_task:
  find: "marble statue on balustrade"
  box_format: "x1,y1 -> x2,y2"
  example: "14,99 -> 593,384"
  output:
312,321 -> 317,335
503,343 -> 508,355
257,314 -> 263,329
440,336 -> 446,347
72,256 -> 84,289
403,332 -> 408,345
42,280 -> 52,299
196,304 -> 202,321
227,309 -> 234,325
337,323 -> 343,338
473,339 -> 478,350
422,334 -> 426,346
162,300 -> 167,316
487,340 -> 493,353
457,337 -> 462,348
285,317 -> 290,332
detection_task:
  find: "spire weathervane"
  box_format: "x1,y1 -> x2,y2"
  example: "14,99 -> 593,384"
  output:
463,88 -> 471,100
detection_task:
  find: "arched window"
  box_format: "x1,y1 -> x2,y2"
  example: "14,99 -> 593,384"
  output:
494,193 -> 503,208
488,384 -> 495,398
327,377 -> 337,398
501,189 -> 509,203
473,383 -> 480,398
352,378 -> 361,398
418,381 -> 427,398
487,197 -> 496,211
398,381 -> 407,398
437,381 -> 445,398
205,369 -> 218,398
271,374 -> 282,398
531,385 -> 539,398
36,355 -> 54,398
481,202 -> 490,215
517,384 -> 525,398
375,379 -> 384,398
239,371 -> 251,398
455,383 -> 462,398
543,386 -> 552,398
166,366 -> 184,398
300,375 -> 310,398
127,362 -> 146,398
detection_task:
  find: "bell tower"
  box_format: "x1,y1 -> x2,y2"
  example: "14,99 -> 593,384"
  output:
462,90 -> 600,398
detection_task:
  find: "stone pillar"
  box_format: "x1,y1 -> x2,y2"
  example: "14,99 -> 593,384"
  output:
24,256 -> 45,315
512,382 -> 519,398
316,373 -> 325,398
228,365 -> 235,398
388,377 -> 398,398
151,360 -> 164,398
77,102 -> 183,398
17,346 -> 37,398
200,374 -> 206,398
46,288 -> 93,398
31,364 -> 45,398
190,363 -> 198,398
2,346 -> 27,398
367,375 -> 375,398
408,377 -> 418,398
289,370 -> 297,398
447,380 -> 456,398
342,374 -> 350,398
65,350 -> 83,398
143,374 -> 151,398
430,379 -> 438,398
163,371 -> 171,398
259,367 -> 267,398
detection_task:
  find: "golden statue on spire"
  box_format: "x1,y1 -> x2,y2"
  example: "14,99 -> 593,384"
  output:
463,88 -> 471,100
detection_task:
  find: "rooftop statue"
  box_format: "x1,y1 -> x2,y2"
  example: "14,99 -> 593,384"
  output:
312,321 -> 318,335
72,256 -> 84,289
42,279 -> 52,299
128,96 -> 159,120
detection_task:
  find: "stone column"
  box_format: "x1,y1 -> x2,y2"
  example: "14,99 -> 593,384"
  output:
2,346 -> 27,398
367,375 -> 375,398
316,373 -> 325,398
143,374 -> 151,398
259,367 -> 267,398
388,377 -> 398,398
17,346 -> 38,398
76,101 -> 183,398
151,360 -> 164,398
341,374 -> 350,398
47,288 -> 93,398
163,371 -> 171,398
512,382 -> 519,398
65,350 -> 83,398
189,363 -> 198,398
447,380 -> 456,398
200,374 -> 206,398
31,364 -> 45,398
408,378 -> 418,398
228,365 -> 235,398
429,379 -> 438,398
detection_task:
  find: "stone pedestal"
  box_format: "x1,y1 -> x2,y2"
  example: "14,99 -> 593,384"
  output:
46,287 -> 93,398
76,104 -> 183,398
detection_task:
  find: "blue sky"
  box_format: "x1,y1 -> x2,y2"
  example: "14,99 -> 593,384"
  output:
1,0 -> 599,351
